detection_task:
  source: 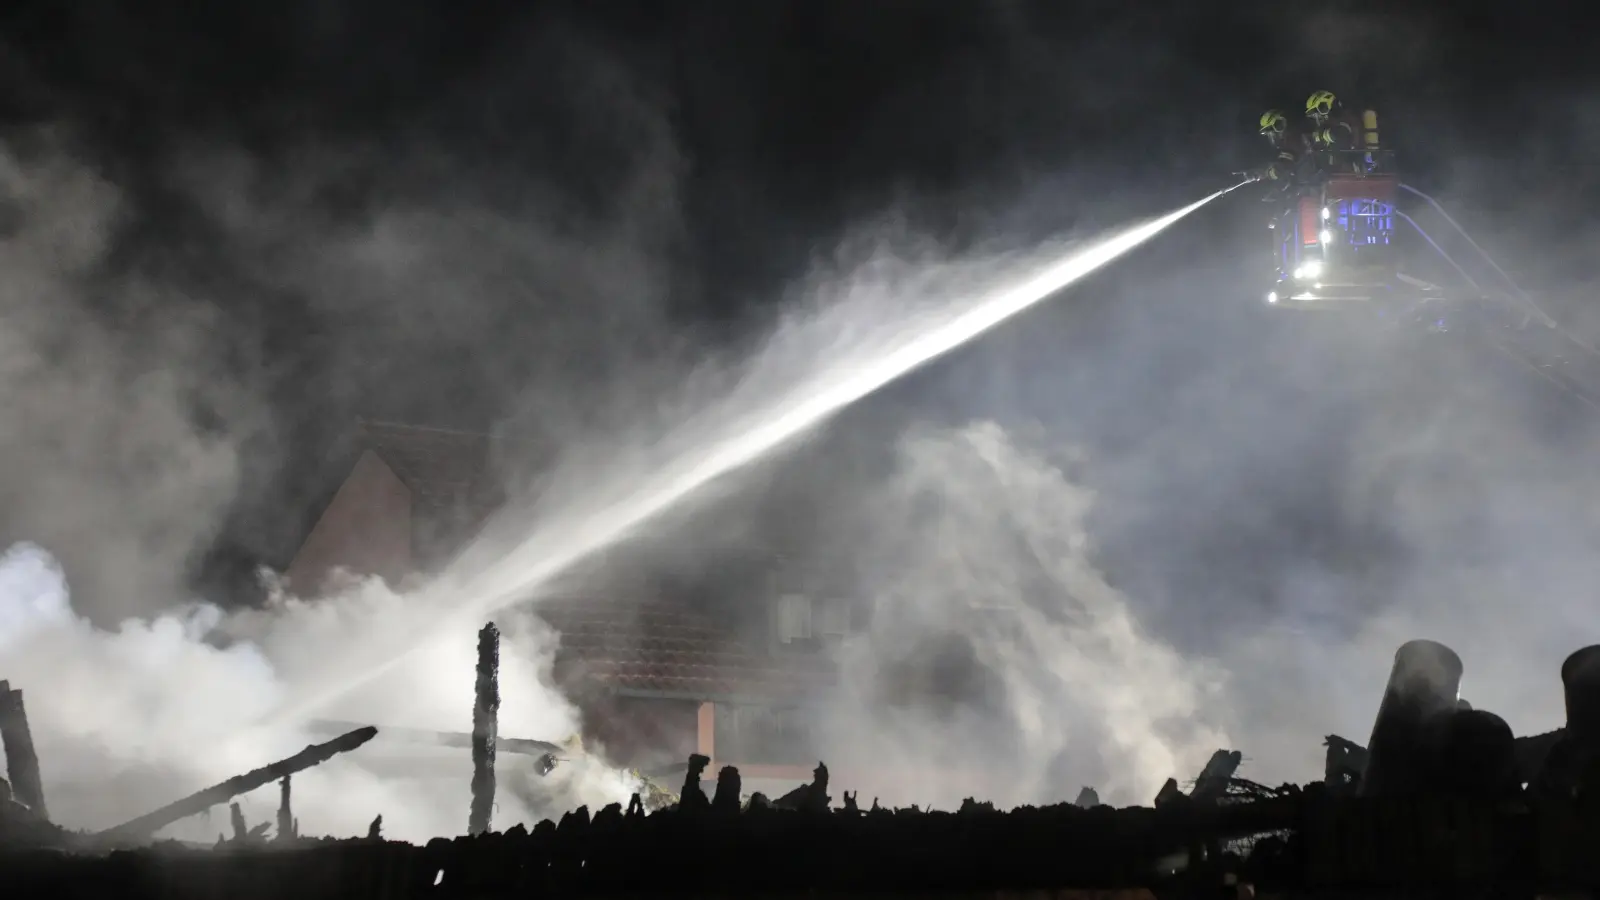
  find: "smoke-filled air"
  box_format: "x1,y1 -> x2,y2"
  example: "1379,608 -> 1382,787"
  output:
1,2 -> 1596,848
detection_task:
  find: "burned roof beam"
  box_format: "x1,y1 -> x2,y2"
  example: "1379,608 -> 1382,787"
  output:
306,719 -> 563,757
0,680 -> 48,822
92,726 -> 378,847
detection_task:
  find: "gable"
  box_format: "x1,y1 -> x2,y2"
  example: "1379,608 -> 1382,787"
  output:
285,449 -> 413,596
285,418 -> 552,584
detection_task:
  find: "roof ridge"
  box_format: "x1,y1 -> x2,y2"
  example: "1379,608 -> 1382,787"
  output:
358,417 -> 544,446
358,417 -> 491,438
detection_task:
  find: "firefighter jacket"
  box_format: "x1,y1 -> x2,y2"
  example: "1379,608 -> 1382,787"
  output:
1310,110 -> 1362,152
1264,128 -> 1313,182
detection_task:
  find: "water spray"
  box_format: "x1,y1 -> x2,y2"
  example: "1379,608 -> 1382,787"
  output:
265,185 -> 1242,726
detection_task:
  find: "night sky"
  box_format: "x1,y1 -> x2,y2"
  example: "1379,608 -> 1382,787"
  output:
2,0 -> 1598,618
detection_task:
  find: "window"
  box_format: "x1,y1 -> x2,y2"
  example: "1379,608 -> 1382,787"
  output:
713,703 -> 815,765
776,594 -> 812,643
775,596 -> 857,646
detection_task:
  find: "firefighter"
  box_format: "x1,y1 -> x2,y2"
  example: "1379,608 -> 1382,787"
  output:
1244,109 -> 1313,229
1251,109 -> 1310,184
1305,90 -> 1364,173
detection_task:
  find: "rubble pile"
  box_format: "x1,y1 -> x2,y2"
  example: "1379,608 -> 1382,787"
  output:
0,638 -> 1596,896
2,779 -> 1599,897
0,724 -> 377,853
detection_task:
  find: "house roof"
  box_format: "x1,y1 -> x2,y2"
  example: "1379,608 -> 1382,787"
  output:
356,419 -> 506,522
539,596 -> 838,704
286,418 -> 511,570
298,419 -> 833,703
351,419 -> 553,567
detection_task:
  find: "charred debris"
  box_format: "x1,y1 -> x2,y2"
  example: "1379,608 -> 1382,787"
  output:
3,638 -> 1600,893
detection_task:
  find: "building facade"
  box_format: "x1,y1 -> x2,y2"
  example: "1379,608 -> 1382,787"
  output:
286,419 -> 844,788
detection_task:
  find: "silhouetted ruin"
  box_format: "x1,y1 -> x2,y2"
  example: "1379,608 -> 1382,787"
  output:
677,753 -> 710,812
772,761 -> 830,812
3,641 -> 1599,896
1360,639 -> 1467,797
711,765 -> 742,813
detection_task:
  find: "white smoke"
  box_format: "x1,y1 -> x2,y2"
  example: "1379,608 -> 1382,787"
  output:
816,422 -> 1230,808
0,132 -> 639,842
2,90 -> 1581,848
0,138 -> 250,625
0,189 -> 1228,838
807,402 -> 1588,807
0,541 -> 638,842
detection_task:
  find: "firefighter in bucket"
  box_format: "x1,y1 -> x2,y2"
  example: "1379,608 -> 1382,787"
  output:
1305,90 -> 1381,174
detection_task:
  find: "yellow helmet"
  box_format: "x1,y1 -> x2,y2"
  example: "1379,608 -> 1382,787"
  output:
1259,109 -> 1287,135
1306,90 -> 1337,118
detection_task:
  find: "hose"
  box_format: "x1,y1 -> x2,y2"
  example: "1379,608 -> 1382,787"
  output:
1394,210 -> 1482,294
1484,334 -> 1600,414
1397,184 -> 1554,327
1399,183 -> 1600,366
1398,213 -> 1600,411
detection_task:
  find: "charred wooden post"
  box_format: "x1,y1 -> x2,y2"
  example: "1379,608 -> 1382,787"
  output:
276,776 -> 294,841
711,765 -> 742,813
92,725 -> 378,846
229,803 -> 248,841
469,622 -> 500,836
0,681 -> 49,821
841,790 -> 860,814
679,754 -> 711,811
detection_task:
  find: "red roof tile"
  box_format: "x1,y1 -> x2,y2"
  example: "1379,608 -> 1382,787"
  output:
538,597 -> 837,703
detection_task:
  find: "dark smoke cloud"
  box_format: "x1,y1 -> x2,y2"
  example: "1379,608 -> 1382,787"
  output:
0,131 -> 261,623
0,12 -> 704,837
2,0 -> 1596,832
15,11 -> 705,589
